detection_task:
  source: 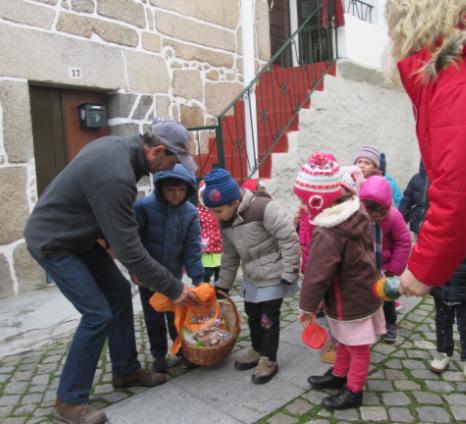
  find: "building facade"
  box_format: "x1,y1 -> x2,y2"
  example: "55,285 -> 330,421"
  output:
0,0 -> 419,298
0,0 -> 272,297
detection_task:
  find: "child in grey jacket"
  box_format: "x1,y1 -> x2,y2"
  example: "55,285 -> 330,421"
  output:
203,168 -> 300,384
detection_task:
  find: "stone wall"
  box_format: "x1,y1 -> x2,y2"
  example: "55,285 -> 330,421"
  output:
0,0 -> 271,297
265,60 -> 419,214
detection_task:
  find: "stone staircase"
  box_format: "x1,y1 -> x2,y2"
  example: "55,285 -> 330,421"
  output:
195,62 -> 337,182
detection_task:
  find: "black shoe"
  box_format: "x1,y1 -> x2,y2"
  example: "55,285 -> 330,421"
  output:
322,387 -> 363,410
178,356 -> 196,370
307,368 -> 347,389
152,357 -> 169,373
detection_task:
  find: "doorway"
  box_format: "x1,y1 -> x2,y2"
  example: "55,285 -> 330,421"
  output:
269,0 -> 292,66
29,86 -> 109,195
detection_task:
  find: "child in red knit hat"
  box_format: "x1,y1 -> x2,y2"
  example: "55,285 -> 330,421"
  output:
197,181 -> 222,284
298,152 -> 385,411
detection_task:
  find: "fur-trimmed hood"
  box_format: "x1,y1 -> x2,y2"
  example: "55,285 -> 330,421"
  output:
424,33 -> 466,80
312,196 -> 360,228
398,33 -> 466,103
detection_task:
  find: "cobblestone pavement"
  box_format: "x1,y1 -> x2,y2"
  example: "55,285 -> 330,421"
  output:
0,290 -> 462,424
0,282 -> 299,424
260,296 -> 466,424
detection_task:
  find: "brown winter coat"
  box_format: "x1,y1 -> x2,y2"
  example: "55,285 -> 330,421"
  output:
299,197 -> 382,321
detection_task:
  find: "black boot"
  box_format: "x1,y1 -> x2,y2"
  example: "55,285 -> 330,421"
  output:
322,387 -> 363,410
307,368 -> 347,389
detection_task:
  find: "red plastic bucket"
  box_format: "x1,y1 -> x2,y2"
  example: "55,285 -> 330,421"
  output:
301,323 -> 328,349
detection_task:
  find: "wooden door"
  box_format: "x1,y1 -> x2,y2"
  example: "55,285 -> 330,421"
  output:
29,86 -> 109,195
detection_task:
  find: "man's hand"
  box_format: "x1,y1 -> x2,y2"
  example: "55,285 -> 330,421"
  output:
298,311 -> 315,327
130,274 -> 142,286
173,285 -> 199,306
399,269 -> 432,297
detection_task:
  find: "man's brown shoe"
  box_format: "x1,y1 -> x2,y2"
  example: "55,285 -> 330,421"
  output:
112,369 -> 168,388
54,399 -> 107,424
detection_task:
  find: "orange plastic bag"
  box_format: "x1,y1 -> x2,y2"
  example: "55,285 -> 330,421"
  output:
149,283 -> 219,354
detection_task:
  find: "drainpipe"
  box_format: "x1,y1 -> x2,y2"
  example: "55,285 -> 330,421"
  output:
241,0 -> 258,177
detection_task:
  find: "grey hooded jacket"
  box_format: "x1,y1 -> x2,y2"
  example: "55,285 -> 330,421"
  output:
216,189 -> 300,290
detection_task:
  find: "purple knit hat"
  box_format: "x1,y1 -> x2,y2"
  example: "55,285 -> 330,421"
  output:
354,146 -> 380,168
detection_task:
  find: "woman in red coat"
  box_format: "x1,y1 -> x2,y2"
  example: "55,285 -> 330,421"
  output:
385,0 -> 466,296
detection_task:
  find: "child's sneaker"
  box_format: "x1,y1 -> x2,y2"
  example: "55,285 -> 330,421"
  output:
322,344 -> 337,364
234,348 -> 260,370
383,325 -> 397,344
251,356 -> 278,384
430,352 -> 450,373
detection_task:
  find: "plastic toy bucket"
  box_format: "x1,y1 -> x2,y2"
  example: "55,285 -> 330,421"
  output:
301,323 -> 328,349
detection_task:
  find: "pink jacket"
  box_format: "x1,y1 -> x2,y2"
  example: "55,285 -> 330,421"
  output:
359,176 -> 411,276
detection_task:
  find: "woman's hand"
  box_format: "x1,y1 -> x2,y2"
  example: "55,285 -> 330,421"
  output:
298,311 -> 315,327
399,269 -> 432,297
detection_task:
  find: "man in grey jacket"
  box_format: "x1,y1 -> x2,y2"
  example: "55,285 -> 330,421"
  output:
24,119 -> 198,424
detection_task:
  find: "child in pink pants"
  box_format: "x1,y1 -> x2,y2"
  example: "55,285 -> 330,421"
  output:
296,152 -> 385,410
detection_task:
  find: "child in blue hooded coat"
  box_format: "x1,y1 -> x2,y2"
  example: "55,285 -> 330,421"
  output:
134,164 -> 204,373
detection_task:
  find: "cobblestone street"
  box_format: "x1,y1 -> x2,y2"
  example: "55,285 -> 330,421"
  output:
1,290 -> 465,423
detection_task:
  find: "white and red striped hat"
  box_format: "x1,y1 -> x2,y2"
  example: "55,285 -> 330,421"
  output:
293,152 -> 342,218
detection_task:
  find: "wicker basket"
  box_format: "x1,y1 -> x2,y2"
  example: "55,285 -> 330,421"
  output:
182,291 -> 241,366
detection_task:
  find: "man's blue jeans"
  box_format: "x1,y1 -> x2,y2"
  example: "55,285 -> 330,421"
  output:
30,243 -> 140,404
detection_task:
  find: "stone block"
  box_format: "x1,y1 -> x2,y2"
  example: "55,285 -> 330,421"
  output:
417,406 -> 450,423
156,11 -> 235,52
149,0 -> 239,29
124,51 -> 169,93
30,0 -> 57,4
142,32 -> 161,53
0,167 -> 29,244
180,105 -> 204,128
388,407 -> 414,423
0,253 -> 14,298
57,13 -> 138,46
163,39 -> 234,68
108,93 -> 137,119
205,82 -> 242,115
173,70 -> 203,101
360,407 -> 388,422
97,0 -> 145,28
71,0 -> 94,13
92,19 -> 138,47
0,81 -> 34,162
13,242 -> 46,292
285,398 -> 311,416
206,70 -> 219,80
56,12 -> 93,38
0,24 -> 125,90
0,0 -> 56,30
156,96 -> 171,118
132,95 -> 154,120
109,123 -> 139,137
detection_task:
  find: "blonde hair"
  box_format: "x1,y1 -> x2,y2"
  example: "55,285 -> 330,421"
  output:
385,0 -> 466,80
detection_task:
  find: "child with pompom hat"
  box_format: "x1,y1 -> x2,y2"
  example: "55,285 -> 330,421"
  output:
297,152 -> 385,411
